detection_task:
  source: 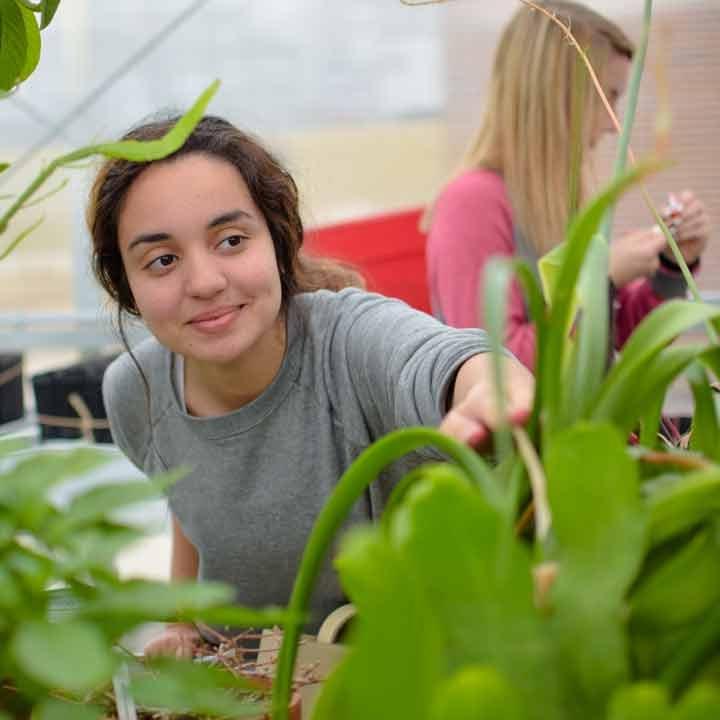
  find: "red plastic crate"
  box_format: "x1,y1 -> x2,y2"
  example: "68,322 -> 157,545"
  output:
305,207 -> 431,314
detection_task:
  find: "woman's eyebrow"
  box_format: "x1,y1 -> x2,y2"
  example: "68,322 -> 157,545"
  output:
207,209 -> 254,229
128,231 -> 171,252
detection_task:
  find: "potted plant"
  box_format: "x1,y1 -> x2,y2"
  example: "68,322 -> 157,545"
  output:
268,2 -> 720,718
0,436 -> 303,720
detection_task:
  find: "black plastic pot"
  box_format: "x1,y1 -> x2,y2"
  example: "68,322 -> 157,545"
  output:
31,354 -> 118,443
0,353 -> 25,425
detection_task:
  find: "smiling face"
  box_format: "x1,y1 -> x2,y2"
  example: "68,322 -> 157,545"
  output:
117,152 -> 284,373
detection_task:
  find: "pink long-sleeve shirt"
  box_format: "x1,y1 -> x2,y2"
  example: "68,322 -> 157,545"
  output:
426,169 -> 688,371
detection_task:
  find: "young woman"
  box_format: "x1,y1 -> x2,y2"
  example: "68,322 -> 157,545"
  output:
89,115 -> 534,657
426,0 -> 710,370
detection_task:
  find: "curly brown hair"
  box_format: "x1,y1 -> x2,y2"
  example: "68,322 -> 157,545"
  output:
88,115 -> 363,317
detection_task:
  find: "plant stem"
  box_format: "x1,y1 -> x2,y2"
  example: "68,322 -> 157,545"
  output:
271,427 -> 496,719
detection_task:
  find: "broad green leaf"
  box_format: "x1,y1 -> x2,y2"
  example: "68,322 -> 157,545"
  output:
46,468 -> 183,539
316,472 -> 561,720
17,3 -> 40,82
39,0 -> 61,29
674,684 -> 720,719
77,578 -> 234,622
645,469 -> 720,547
540,159 -> 666,438
0,446 -> 110,533
313,525 -> 445,720
31,698 -> 103,720
629,525 -> 720,632
659,601 -> 720,697
607,683 -> 671,720
429,666 -> 524,720
566,232 -> 609,422
11,620 -> 115,693
545,423 -> 646,711
93,79 -> 220,161
687,362 -> 720,462
0,564 -> 23,609
592,301 -> 720,424
131,656 -> 263,718
5,544 -> 53,593
0,0 -> 28,91
56,524 -> 144,575
0,161 -> 9,172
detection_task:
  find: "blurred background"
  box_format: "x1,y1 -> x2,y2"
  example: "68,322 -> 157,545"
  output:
0,0 -> 716,578
1,0 -> 718,349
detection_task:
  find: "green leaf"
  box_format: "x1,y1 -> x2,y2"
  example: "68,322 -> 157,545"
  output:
0,434 -> 33,456
0,161 -> 9,173
0,0 -> 28,91
31,698 -> 104,720
609,344 -> 702,437
0,564 -> 23,609
17,2 -> 40,82
0,214 -> 44,260
0,446 -> 110,533
46,468 -> 183,539
545,423 -> 646,711
130,657 -> 261,718
11,620 -> 115,693
78,578 -> 233,619
607,683 -> 671,720
565,232 -> 609,422
429,665 -> 525,720
674,684 -> 720,719
57,524 -> 145,575
687,362 -> 720,462
5,544 -> 53,594
316,471 -> 561,720
629,524 -> 720,632
312,526 -> 445,720
93,79 -> 220,161
39,0 -> 61,30
482,258 -> 515,461
591,301 -> 720,425
540,159 -> 666,438
645,469 -> 720,547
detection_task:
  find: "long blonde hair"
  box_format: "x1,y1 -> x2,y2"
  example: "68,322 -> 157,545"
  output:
462,1 -> 634,255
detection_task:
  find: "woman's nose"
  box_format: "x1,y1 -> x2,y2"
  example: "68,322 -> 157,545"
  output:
185,252 -> 227,297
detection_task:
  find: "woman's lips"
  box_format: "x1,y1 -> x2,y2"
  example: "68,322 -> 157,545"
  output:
188,305 -> 243,332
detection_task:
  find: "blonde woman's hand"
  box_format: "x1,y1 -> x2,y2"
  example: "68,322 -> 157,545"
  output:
144,623 -> 200,659
661,190 -> 710,266
609,226 -> 666,288
439,353 -> 534,448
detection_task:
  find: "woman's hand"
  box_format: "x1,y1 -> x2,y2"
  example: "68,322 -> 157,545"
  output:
144,622 -> 201,658
609,226 -> 666,288
439,353 -> 534,447
661,190 -> 710,266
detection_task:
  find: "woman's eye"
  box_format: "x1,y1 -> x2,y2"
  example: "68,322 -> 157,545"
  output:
147,253 -> 176,271
218,234 -> 247,250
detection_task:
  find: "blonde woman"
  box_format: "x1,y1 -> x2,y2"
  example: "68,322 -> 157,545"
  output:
426,0 -> 709,370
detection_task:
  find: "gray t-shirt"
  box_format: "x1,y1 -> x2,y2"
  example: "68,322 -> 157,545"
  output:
103,288 -> 492,629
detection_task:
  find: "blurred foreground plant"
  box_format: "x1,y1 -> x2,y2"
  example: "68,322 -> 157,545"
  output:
0,437 -> 292,720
